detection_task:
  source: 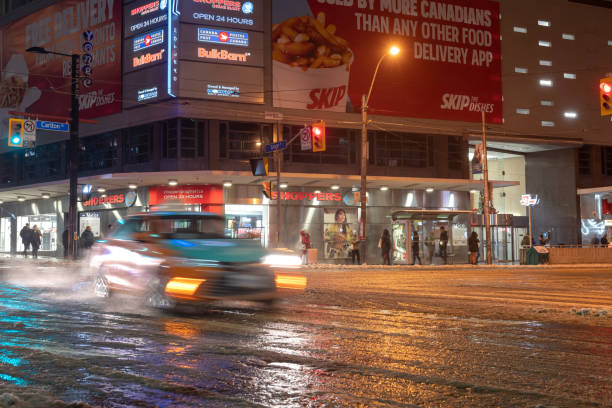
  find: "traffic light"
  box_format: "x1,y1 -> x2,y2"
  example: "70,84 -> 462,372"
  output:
8,118 -> 24,147
600,76 -> 612,116
262,181 -> 273,199
311,121 -> 326,152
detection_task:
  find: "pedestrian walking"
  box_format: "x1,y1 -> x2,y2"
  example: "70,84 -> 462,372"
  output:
31,225 -> 42,259
350,233 -> 360,265
380,229 -> 392,265
439,226 -> 448,264
62,228 -> 70,258
411,231 -> 422,265
468,231 -> 480,265
539,234 -> 547,245
20,223 -> 33,257
300,230 -> 311,265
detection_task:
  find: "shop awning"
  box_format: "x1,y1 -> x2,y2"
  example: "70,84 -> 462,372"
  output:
0,170 -> 519,203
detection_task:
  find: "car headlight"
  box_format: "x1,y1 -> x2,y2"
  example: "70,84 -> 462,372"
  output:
262,254 -> 302,267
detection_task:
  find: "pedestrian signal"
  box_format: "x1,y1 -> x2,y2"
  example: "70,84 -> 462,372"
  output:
601,76 -> 612,116
250,158 -> 269,176
311,121 -> 326,152
8,118 -> 24,147
262,181 -> 273,199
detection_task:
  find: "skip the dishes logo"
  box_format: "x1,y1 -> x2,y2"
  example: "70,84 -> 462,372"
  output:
440,94 -> 494,113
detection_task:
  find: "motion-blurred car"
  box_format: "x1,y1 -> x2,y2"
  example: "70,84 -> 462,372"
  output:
89,212 -> 306,308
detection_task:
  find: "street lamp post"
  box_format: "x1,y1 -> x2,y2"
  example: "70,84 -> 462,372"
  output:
360,46 -> 400,264
26,47 -> 80,259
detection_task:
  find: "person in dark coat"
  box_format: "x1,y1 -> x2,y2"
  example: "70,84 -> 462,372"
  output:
80,226 -> 95,255
20,223 -> 33,257
439,226 -> 449,264
601,235 -> 609,247
31,225 -> 42,259
468,231 -> 480,265
62,228 -> 70,258
411,231 -> 422,265
380,229 -> 392,265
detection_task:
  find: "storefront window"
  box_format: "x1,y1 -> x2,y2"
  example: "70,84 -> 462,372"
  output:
0,218 -> 11,252
16,214 -> 57,252
80,212 -> 102,238
225,205 -> 265,246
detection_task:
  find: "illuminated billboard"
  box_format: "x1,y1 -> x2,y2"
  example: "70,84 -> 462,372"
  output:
0,0 -> 122,119
272,0 -> 502,123
180,0 -> 263,31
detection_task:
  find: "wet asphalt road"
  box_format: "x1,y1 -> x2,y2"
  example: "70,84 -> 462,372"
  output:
0,261 -> 610,407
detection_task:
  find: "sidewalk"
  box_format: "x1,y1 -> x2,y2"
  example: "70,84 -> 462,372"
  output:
302,262 -> 612,270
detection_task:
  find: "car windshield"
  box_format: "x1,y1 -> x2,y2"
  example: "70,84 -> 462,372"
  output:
155,215 -> 225,239
112,214 -> 226,240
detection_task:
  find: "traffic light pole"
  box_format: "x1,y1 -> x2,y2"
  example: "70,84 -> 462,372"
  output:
360,94 -> 368,264
68,54 -> 80,259
481,111 -> 492,264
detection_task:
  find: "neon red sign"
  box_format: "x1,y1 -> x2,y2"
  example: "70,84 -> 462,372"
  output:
271,191 -> 342,201
83,194 -> 125,207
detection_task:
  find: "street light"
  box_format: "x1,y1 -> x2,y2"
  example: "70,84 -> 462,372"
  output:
26,46 -> 80,259
360,45 -> 400,264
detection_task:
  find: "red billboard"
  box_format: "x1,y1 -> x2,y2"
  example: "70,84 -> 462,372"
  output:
0,0 -> 122,119
272,0 -> 502,123
149,185 -> 224,209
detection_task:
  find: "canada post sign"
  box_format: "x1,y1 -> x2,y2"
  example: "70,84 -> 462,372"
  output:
133,29 -> 164,51
197,28 -> 248,46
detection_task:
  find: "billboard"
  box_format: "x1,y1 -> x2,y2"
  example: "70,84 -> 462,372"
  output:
0,0 -> 122,120
272,0 -> 502,123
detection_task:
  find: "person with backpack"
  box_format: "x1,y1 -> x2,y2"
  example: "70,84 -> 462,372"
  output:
380,229 -> 392,265
468,231 -> 480,265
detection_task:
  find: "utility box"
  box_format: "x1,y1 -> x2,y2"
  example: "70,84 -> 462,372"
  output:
307,248 -> 318,265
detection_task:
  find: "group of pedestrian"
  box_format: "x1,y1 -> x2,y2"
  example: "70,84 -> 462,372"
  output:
591,234 -> 609,247
378,226 -> 450,265
19,223 -> 42,258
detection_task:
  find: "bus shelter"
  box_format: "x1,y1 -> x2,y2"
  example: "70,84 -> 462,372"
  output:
391,209 -> 473,265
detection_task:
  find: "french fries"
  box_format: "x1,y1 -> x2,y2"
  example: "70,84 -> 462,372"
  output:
273,12 -> 352,71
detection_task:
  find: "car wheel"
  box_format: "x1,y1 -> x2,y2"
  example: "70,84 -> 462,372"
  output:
145,278 -> 175,310
94,273 -> 111,298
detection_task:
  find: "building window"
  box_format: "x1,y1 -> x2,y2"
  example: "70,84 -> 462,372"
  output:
180,119 -> 196,159
578,145 -> 590,176
541,100 -> 554,106
516,108 -> 530,115
125,124 -> 153,164
514,67 -> 528,74
197,120 -> 207,157
79,131 -> 119,171
537,20 -> 550,27
513,26 -> 527,33
371,131 -> 431,168
538,40 -> 551,47
541,121 -> 555,127
539,79 -> 553,87
23,143 -> 62,181
603,147 -> 612,175
162,119 -> 178,159
562,33 -> 575,40
219,121 -> 262,160
539,60 -> 552,66
564,111 -> 577,118
448,136 -> 464,170
284,125 -> 354,165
